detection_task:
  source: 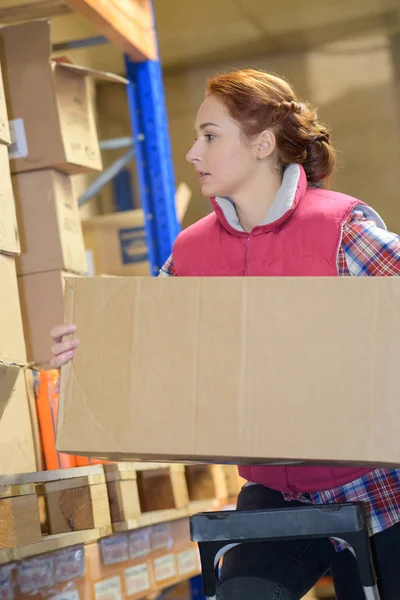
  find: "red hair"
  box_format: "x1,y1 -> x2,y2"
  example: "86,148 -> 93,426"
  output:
206,69 -> 335,185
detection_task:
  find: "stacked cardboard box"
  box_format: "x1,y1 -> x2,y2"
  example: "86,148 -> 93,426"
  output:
0,58 -> 40,474
0,19 -> 126,368
82,182 -> 192,276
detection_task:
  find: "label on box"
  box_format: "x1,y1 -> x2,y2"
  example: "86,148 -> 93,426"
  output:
19,556 -> 54,593
153,554 -> 176,583
54,546 -> 86,583
177,549 -> 199,576
52,590 -> 80,600
94,576 -> 122,600
8,119 -> 28,159
118,227 -> 148,265
124,563 -> 150,596
150,523 -> 172,551
129,530 -> 150,560
100,535 -> 129,565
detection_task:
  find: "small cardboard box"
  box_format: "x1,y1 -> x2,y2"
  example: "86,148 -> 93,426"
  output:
82,183 -> 192,276
0,144 -> 20,255
0,20 -> 127,175
18,269 -> 68,367
13,169 -> 87,276
58,276 -> 400,467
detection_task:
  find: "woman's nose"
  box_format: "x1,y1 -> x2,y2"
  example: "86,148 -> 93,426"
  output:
186,140 -> 200,164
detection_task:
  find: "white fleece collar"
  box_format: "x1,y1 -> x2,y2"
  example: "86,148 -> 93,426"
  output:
215,163 -> 301,232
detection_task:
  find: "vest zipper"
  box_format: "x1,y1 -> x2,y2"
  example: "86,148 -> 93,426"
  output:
244,235 -> 251,275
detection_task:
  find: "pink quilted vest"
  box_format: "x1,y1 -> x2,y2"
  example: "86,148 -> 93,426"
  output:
172,164 -> 374,493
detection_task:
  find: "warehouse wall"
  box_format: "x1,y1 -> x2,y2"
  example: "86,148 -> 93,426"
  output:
96,31 -> 400,233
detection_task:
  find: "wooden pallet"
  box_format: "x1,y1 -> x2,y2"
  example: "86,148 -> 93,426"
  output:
0,482 -> 41,549
105,463 -> 190,532
0,528 -> 101,565
0,462 -> 243,564
185,464 -> 228,514
0,465 -> 112,558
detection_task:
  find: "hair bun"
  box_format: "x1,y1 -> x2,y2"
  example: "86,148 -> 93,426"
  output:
280,100 -> 304,115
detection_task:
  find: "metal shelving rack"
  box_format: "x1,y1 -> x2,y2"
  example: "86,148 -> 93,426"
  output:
125,54 -> 180,275
79,50 -> 180,276
0,0 -> 181,277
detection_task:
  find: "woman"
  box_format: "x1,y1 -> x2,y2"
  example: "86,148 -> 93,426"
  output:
51,69 -> 400,599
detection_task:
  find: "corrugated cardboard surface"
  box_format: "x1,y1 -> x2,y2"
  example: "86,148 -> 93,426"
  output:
13,169 -> 87,275
0,254 -> 26,363
0,20 -> 103,174
0,144 -> 20,255
0,61 -> 10,145
0,369 -> 38,474
58,276 -> 400,467
18,270 -> 67,367
82,182 -> 192,276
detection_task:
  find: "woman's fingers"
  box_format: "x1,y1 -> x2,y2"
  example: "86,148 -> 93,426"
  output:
50,323 -> 76,344
50,350 -> 75,369
51,338 -> 79,357
49,324 -> 79,369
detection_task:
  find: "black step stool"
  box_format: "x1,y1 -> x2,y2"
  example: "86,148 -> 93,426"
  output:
190,502 -> 380,600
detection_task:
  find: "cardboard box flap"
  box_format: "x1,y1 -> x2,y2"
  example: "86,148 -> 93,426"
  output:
53,62 -> 128,85
0,20 -> 51,70
0,362 -> 20,420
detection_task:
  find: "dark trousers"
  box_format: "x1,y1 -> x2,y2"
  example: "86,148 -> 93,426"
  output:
218,483 -> 400,600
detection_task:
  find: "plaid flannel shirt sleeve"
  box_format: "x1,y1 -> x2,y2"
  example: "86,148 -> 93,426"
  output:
339,210 -> 400,276
158,253 -> 176,277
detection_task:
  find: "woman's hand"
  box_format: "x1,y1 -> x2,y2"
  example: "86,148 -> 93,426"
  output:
50,324 -> 79,369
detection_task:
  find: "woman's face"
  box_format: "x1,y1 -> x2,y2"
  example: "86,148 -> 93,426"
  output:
186,95 -> 260,199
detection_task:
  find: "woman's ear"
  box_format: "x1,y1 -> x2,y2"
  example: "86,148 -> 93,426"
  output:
257,130 -> 276,160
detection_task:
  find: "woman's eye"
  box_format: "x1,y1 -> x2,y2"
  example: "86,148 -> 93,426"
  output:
204,134 -> 215,141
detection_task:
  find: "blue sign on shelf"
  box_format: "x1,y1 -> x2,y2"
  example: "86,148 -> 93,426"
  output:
118,226 -> 148,265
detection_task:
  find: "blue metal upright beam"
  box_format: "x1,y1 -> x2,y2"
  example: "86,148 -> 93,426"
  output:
190,575 -> 206,600
125,56 -> 180,276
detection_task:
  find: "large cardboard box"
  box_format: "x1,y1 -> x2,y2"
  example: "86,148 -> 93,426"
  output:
18,270 -> 67,367
0,144 -> 19,255
0,253 -> 27,428
82,183 -> 192,276
13,169 -> 87,275
58,276 -> 400,466
0,370 -> 38,474
0,253 -> 26,364
0,20 -> 127,175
